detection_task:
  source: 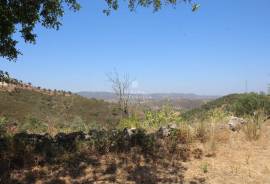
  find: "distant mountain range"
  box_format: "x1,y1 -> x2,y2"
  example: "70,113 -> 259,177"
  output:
77,91 -> 219,101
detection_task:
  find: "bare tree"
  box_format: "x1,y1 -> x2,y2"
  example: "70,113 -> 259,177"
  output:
107,70 -> 133,117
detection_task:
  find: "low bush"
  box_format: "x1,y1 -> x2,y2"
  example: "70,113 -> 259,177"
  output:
19,117 -> 48,134
194,121 -> 210,143
169,122 -> 194,145
118,105 -> 181,131
0,116 -> 7,135
243,110 -> 265,141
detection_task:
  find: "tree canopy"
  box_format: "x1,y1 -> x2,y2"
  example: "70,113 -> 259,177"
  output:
0,0 -> 198,61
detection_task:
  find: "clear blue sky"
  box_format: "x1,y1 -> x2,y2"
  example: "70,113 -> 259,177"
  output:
1,0 -> 270,95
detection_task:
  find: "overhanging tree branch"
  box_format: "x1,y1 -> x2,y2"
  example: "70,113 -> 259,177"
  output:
0,0 -> 199,61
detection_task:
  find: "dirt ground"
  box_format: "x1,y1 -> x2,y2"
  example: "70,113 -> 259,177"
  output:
185,120 -> 270,184
3,121 -> 270,184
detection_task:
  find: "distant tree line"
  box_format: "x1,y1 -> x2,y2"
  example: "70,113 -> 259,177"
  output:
0,70 -> 19,85
0,70 -> 72,95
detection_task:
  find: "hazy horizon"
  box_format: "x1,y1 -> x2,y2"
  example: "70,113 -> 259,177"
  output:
1,0 -> 270,95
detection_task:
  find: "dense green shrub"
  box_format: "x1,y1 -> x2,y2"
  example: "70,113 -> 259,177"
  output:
230,93 -> 270,117
19,117 -> 48,134
0,116 -> 7,134
182,93 -> 270,121
118,105 -> 181,131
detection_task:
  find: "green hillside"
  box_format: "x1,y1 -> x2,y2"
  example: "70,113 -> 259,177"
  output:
0,89 -> 121,132
182,93 -> 270,121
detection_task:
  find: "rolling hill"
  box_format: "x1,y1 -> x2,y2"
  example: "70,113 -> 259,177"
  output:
78,91 -> 217,110
78,91 -> 218,101
0,89 -> 121,130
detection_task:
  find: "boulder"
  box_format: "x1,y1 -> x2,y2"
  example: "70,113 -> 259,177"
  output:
84,134 -> 91,140
168,123 -> 177,129
157,126 -> 171,137
228,116 -> 247,132
123,128 -> 137,137
157,123 -> 178,137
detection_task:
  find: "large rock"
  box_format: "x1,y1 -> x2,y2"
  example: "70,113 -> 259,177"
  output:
168,123 -> 177,129
157,126 -> 171,137
157,123 -> 178,137
123,128 -> 137,137
228,116 -> 247,132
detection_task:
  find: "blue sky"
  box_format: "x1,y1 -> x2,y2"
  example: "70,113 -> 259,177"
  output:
0,0 -> 270,95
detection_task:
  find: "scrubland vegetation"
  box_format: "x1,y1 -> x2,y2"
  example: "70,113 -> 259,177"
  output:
1,0 -> 269,183
1,84 -> 270,183
0,88 -> 121,134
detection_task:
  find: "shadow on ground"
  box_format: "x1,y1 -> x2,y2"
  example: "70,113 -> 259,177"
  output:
0,131 -> 204,184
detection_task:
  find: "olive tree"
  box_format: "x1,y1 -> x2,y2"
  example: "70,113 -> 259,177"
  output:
0,70 -> 10,83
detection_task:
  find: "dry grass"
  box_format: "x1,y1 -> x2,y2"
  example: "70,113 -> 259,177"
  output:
185,120 -> 270,184
243,111 -> 265,141
1,119 -> 270,184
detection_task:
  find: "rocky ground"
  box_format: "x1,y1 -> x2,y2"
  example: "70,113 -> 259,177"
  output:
1,121 -> 269,184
